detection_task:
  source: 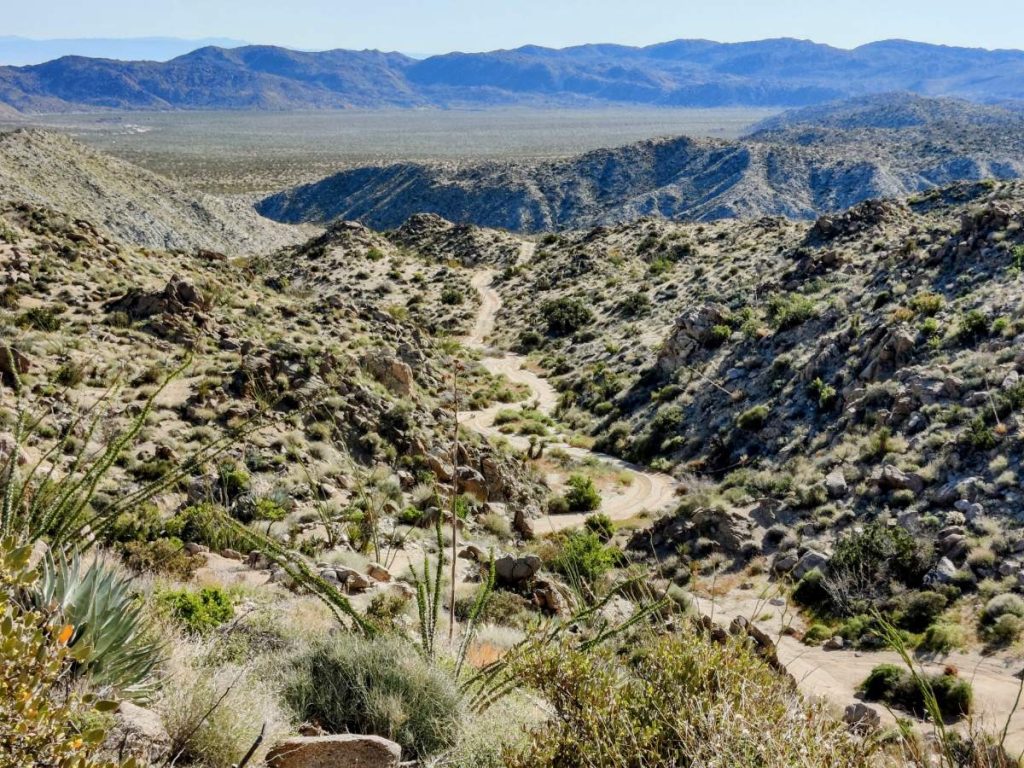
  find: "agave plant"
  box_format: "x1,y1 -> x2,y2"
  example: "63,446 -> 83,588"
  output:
31,552 -> 163,700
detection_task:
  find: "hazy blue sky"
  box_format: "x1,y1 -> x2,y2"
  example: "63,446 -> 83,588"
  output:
6,0 -> 1024,53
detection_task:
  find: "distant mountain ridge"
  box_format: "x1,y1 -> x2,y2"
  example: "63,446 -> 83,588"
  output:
2,38 -> 1024,112
256,93 -> 1024,232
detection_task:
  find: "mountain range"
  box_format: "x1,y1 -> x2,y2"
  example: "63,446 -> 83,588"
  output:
257,93 -> 1024,232
2,38 -> 1024,112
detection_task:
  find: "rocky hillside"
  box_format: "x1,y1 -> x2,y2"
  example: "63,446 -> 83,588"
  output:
258,94 -> 1024,232
2,38 -> 1024,112
477,179 -> 1024,597
0,128 -> 308,254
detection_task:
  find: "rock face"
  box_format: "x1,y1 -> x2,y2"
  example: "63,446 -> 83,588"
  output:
360,351 -> 415,396
657,304 -> 731,372
267,734 -> 401,768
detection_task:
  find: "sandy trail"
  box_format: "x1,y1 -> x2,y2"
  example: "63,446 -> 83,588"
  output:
694,591 -> 1024,757
460,262 -> 680,529
459,253 -> 1024,756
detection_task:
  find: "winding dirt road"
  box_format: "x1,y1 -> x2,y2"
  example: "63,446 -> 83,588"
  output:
460,265 -> 679,532
460,254 -> 1024,758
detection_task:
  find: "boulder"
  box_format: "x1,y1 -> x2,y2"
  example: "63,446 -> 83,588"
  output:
493,553 -> 542,585
335,567 -> 373,592
361,351 -> 414,396
221,548 -> 243,561
0,432 -> 27,466
843,702 -> 881,733
824,470 -> 848,498
366,563 -> 392,582
267,734 -> 401,768
924,556 -> 959,586
873,464 -> 925,495
104,701 -> 171,763
657,303 -> 730,371
824,635 -> 844,651
793,549 -> 829,580
0,343 -> 31,384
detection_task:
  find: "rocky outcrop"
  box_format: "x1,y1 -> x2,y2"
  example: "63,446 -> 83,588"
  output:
657,304 -> 731,372
360,351 -> 415,396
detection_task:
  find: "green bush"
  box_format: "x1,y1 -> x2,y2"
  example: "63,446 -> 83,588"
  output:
859,664 -> 972,721
957,310 -> 990,341
167,503 -> 249,551
736,404 -> 769,431
620,292 -> 651,317
986,614 -> 1023,646
828,522 -> 933,608
440,287 -> 464,305
158,587 -> 234,633
920,622 -> 964,654
547,495 -> 570,515
564,474 -> 601,513
553,530 -> 622,586
541,298 -> 593,336
980,593 -> 1024,625
897,590 -> 947,633
767,294 -> 817,330
17,306 -> 64,332
284,634 -> 461,759
584,513 -> 615,542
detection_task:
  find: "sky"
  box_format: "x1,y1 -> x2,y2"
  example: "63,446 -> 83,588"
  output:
4,0 -> 1024,54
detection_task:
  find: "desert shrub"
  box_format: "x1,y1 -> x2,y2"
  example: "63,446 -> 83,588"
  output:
619,292 -> 651,317
910,291 -> 945,316
964,415 -> 997,451
859,664 -> 972,721
158,587 -> 234,634
920,622 -> 965,654
457,588 -> 533,629
564,474 -> 601,512
366,591 -> 411,629
767,293 -> 817,330
808,377 -> 837,409
791,568 -> 830,607
505,630 -> 872,767
54,359 -> 86,387
167,503 -> 249,552
980,593 -> 1024,625
1,539 -> 131,768
897,590 -> 948,633
552,530 -> 622,587
440,287 -> 465,305
957,309 -> 990,341
121,538 -> 200,579
29,553 -> 161,698
584,513 -> 615,542
158,642 -> 287,768
547,495 -> 570,515
736,404 -> 769,431
802,623 -> 833,645
17,306 -> 63,331
707,324 -> 731,347
284,633 -> 462,759
986,614 -> 1023,646
103,502 -> 166,544
541,298 -> 593,336
826,523 -> 933,610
